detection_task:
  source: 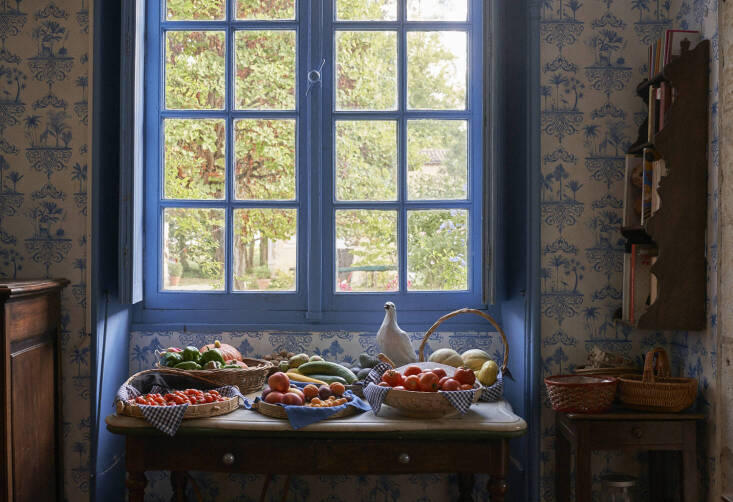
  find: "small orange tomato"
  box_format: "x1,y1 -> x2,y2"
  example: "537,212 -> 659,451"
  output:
382,369 -> 403,387
404,374 -> 420,391
441,378 -> 461,391
418,372 -> 439,392
431,368 -> 448,379
403,365 -> 422,377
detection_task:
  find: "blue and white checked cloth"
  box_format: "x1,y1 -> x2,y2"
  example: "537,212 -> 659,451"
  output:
115,384 -> 250,436
363,362 -> 491,415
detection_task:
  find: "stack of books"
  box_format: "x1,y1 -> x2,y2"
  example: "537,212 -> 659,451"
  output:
647,29 -> 700,80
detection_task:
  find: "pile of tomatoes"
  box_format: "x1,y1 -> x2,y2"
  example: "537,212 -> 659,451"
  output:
131,388 -> 228,406
378,366 -> 476,392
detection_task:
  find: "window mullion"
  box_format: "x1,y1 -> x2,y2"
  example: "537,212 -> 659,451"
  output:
398,1 -> 408,294
225,12 -> 234,293
306,0 -> 325,318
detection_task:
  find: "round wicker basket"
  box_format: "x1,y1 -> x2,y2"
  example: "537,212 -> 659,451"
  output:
618,347 -> 697,412
544,375 -> 617,413
381,361 -> 483,418
253,400 -> 359,420
116,368 -> 240,419
155,356 -> 274,394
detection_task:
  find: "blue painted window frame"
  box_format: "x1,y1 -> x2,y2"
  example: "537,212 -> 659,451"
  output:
142,0 -> 490,324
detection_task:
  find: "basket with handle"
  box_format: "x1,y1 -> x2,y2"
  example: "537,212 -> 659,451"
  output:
155,354 -> 274,394
418,308 -> 509,402
618,347 -> 698,412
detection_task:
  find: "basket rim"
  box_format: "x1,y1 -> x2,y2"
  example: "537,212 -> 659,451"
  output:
545,374 -> 617,386
618,374 -> 697,386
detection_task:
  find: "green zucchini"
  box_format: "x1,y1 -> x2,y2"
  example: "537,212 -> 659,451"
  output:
307,374 -> 348,385
297,361 -> 357,384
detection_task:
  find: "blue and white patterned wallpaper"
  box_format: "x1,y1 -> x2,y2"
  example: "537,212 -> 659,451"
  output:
539,0 -> 720,500
0,0 -> 90,501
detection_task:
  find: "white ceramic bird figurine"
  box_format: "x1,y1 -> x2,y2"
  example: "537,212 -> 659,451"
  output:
376,302 -> 417,367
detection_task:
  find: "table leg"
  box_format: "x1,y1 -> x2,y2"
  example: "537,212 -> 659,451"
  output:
555,423 -> 571,502
682,423 -> 698,502
575,424 -> 592,502
126,471 -> 147,502
488,475 -> 507,502
487,439 -> 509,502
649,451 -> 665,502
457,473 -> 474,502
171,471 -> 187,502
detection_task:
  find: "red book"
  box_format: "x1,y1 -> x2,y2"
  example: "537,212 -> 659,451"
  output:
630,244 -> 636,324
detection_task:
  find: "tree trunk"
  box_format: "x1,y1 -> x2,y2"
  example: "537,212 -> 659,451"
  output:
259,236 -> 268,266
245,241 -> 254,273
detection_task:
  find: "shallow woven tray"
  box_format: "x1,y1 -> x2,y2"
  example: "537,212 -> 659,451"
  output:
380,361 -> 483,418
116,394 -> 239,419
253,399 -> 359,420
156,357 -> 274,394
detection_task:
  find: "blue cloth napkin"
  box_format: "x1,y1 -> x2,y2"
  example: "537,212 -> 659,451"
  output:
363,362 -> 482,415
255,382 -> 371,430
115,384 -> 250,436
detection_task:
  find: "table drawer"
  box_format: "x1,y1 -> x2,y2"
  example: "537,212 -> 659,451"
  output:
588,421 -> 684,448
129,436 -> 503,475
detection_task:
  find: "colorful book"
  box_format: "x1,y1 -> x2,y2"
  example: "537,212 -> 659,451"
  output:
640,148 -> 655,226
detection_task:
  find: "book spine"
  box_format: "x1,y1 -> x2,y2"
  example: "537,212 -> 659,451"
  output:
630,244 -> 636,324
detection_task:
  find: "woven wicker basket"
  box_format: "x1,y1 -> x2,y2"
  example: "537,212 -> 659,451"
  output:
116,368 -> 240,419
618,347 -> 697,412
253,400 -> 359,420
545,375 -> 617,413
156,356 -> 274,394
377,308 -> 508,418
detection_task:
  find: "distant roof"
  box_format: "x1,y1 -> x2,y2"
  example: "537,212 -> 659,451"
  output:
421,148 -> 448,164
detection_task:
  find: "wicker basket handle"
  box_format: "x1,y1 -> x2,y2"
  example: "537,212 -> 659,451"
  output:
418,308 -> 510,376
641,347 -> 671,384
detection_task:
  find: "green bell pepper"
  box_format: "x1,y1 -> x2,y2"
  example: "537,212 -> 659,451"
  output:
174,361 -> 202,370
161,351 -> 183,367
182,346 -> 201,363
200,348 -> 225,366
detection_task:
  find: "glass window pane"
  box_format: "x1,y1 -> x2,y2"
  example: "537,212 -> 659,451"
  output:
336,31 -> 398,111
336,210 -> 397,292
336,121 -> 397,201
407,0 -> 468,21
166,0 -> 225,20
164,119 -> 225,200
336,0 -> 397,21
407,120 -> 467,200
235,30 -> 296,111
408,209 -> 467,291
234,119 -> 296,200
236,0 -> 295,20
407,31 -> 466,110
233,209 -> 297,291
163,208 -> 225,291
166,31 -> 225,110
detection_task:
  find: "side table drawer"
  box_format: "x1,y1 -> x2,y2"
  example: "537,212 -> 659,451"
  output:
589,421 -> 684,448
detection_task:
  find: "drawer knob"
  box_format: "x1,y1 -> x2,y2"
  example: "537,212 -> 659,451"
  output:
222,453 -> 235,465
398,453 -> 410,464
631,427 -> 643,439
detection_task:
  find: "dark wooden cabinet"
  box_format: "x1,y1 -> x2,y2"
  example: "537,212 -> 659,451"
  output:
0,280 -> 68,502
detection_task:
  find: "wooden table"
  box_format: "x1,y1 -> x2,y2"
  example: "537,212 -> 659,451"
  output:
555,410 -> 705,502
107,398 -> 526,501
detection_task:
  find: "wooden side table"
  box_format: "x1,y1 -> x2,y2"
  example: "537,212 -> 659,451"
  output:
555,410 -> 704,502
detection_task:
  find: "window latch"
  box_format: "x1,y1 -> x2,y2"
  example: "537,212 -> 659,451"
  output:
306,58 -> 326,96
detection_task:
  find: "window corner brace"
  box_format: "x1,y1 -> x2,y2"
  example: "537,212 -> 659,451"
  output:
305,59 -> 326,96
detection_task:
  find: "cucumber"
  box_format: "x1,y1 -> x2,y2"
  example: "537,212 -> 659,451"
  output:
297,361 -> 357,384
307,374 -> 348,385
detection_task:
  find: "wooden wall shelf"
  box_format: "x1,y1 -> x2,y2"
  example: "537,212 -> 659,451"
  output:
624,40 -> 709,331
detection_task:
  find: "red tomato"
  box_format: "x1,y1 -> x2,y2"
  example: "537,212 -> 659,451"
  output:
393,386 -> 406,391
460,384 -> 474,390
454,367 -> 476,386
418,372 -> 439,392
438,376 -> 451,387
404,374 -> 420,391
135,396 -> 146,405
377,382 -> 390,387
431,368 -> 447,379
441,378 -> 461,391
381,370 -> 403,387
209,390 -> 220,396
403,366 -> 422,377
205,395 -> 214,403
173,396 -> 185,405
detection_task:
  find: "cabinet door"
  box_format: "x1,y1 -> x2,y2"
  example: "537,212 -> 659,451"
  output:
10,341 -> 56,501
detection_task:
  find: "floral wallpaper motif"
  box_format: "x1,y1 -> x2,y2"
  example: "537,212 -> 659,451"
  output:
129,329 -> 505,501
539,0 -> 720,500
0,0 -> 90,500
